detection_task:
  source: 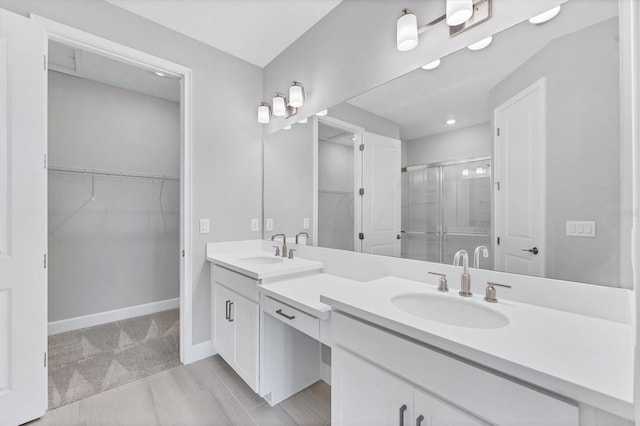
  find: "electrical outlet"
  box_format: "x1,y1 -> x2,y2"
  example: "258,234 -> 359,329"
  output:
251,218 -> 259,232
266,218 -> 274,231
303,218 -> 310,229
199,219 -> 210,234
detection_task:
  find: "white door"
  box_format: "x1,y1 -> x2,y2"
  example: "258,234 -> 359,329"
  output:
493,78 -> 546,277
361,132 -> 401,256
332,347 -> 414,426
0,9 -> 48,426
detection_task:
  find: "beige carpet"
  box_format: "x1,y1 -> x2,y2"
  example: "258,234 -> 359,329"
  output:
47,309 -> 180,410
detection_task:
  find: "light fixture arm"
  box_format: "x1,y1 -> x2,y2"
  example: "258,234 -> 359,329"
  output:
417,13 -> 447,35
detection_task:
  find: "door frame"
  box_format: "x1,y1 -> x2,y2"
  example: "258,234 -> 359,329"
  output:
313,116 -> 364,251
492,77 -> 546,277
30,15 -> 195,364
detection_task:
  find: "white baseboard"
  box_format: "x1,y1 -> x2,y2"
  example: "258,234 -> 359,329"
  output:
48,298 -> 180,335
184,340 -> 216,364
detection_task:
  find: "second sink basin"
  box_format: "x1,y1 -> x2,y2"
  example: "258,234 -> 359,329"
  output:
391,293 -> 509,329
238,256 -> 284,265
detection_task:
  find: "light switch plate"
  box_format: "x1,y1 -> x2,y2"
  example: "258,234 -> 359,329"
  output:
266,218 -> 274,231
303,218 -> 310,230
251,218 -> 259,232
199,219 -> 210,234
566,221 -> 596,237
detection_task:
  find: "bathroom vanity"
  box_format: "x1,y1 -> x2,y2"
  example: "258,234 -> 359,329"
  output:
207,240 -> 634,425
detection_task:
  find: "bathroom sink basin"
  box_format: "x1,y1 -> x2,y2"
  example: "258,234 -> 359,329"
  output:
237,256 -> 285,265
391,293 -> 509,329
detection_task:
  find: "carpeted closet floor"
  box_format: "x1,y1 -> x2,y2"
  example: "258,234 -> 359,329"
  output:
47,308 -> 180,409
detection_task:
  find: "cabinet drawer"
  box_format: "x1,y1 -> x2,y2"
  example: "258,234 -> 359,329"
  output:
263,296 -> 319,340
211,264 -> 259,302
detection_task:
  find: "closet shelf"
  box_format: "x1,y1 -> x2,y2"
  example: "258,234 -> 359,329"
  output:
48,166 -> 179,181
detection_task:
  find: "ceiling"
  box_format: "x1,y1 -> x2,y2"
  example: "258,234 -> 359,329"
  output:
48,40 -> 180,102
106,0 -> 342,68
347,0 -> 619,141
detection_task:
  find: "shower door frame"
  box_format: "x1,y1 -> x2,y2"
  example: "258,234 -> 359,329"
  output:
403,156 -> 492,265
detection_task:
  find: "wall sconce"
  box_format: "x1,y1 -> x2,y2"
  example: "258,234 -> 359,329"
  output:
257,81 -> 307,123
288,82 -> 305,108
396,0 -> 492,52
257,102 -> 271,124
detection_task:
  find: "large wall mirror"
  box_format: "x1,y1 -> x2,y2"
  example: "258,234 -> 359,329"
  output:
263,0 -> 630,288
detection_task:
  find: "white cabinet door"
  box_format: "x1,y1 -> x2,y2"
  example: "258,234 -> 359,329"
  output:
0,9 -> 48,426
212,282 -> 234,360
414,389 -> 486,426
333,347 -> 414,426
232,293 -> 259,391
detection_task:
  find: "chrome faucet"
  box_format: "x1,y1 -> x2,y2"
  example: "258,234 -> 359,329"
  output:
295,232 -> 310,244
453,250 -> 472,297
473,245 -> 489,269
270,233 -> 287,257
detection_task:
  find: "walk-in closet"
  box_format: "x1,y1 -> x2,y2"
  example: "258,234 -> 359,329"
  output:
46,40 -> 181,408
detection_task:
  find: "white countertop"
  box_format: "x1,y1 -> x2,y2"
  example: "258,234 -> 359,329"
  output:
259,272 -> 363,319
206,250 -> 323,280
320,276 -> 634,419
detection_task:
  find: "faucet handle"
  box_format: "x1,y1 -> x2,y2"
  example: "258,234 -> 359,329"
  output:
273,246 -> 280,257
428,272 -> 448,292
288,249 -> 296,259
484,282 -> 511,303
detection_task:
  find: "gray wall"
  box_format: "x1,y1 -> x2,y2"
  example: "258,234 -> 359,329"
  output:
47,72 -> 179,321
2,0 -> 263,344
263,122 -> 314,242
404,123 -> 492,166
328,102 -> 400,140
263,0 -> 566,134
490,18 -> 624,287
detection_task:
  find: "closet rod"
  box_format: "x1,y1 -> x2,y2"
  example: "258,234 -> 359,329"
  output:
48,166 -> 179,181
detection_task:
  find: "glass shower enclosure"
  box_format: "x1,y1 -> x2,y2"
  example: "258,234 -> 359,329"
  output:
401,158 -> 492,269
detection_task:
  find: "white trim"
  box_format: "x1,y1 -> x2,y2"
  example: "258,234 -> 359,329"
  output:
186,340 -> 216,364
30,15 -> 194,364
48,298 -> 179,335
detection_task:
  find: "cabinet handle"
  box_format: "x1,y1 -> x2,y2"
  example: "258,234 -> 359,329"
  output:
416,415 -> 424,426
228,302 -> 234,322
399,404 -> 407,426
225,300 -> 230,320
276,309 -> 295,320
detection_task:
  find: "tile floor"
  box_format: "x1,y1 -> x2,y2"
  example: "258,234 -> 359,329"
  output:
28,355 -> 331,426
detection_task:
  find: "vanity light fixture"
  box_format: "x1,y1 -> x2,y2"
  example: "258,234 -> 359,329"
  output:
421,59 -> 441,70
446,118 -> 456,125
272,93 -> 287,117
467,35 -> 492,51
257,102 -> 271,124
288,82 -> 305,107
316,109 -> 328,116
396,0 -> 491,52
462,168 -> 470,176
298,117 -> 308,124
476,167 -> 487,175
528,5 -> 561,25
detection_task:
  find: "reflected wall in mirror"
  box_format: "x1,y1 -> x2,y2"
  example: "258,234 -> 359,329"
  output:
263,0 -> 629,288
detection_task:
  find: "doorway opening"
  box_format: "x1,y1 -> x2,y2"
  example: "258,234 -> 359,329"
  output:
32,14 -> 194,410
